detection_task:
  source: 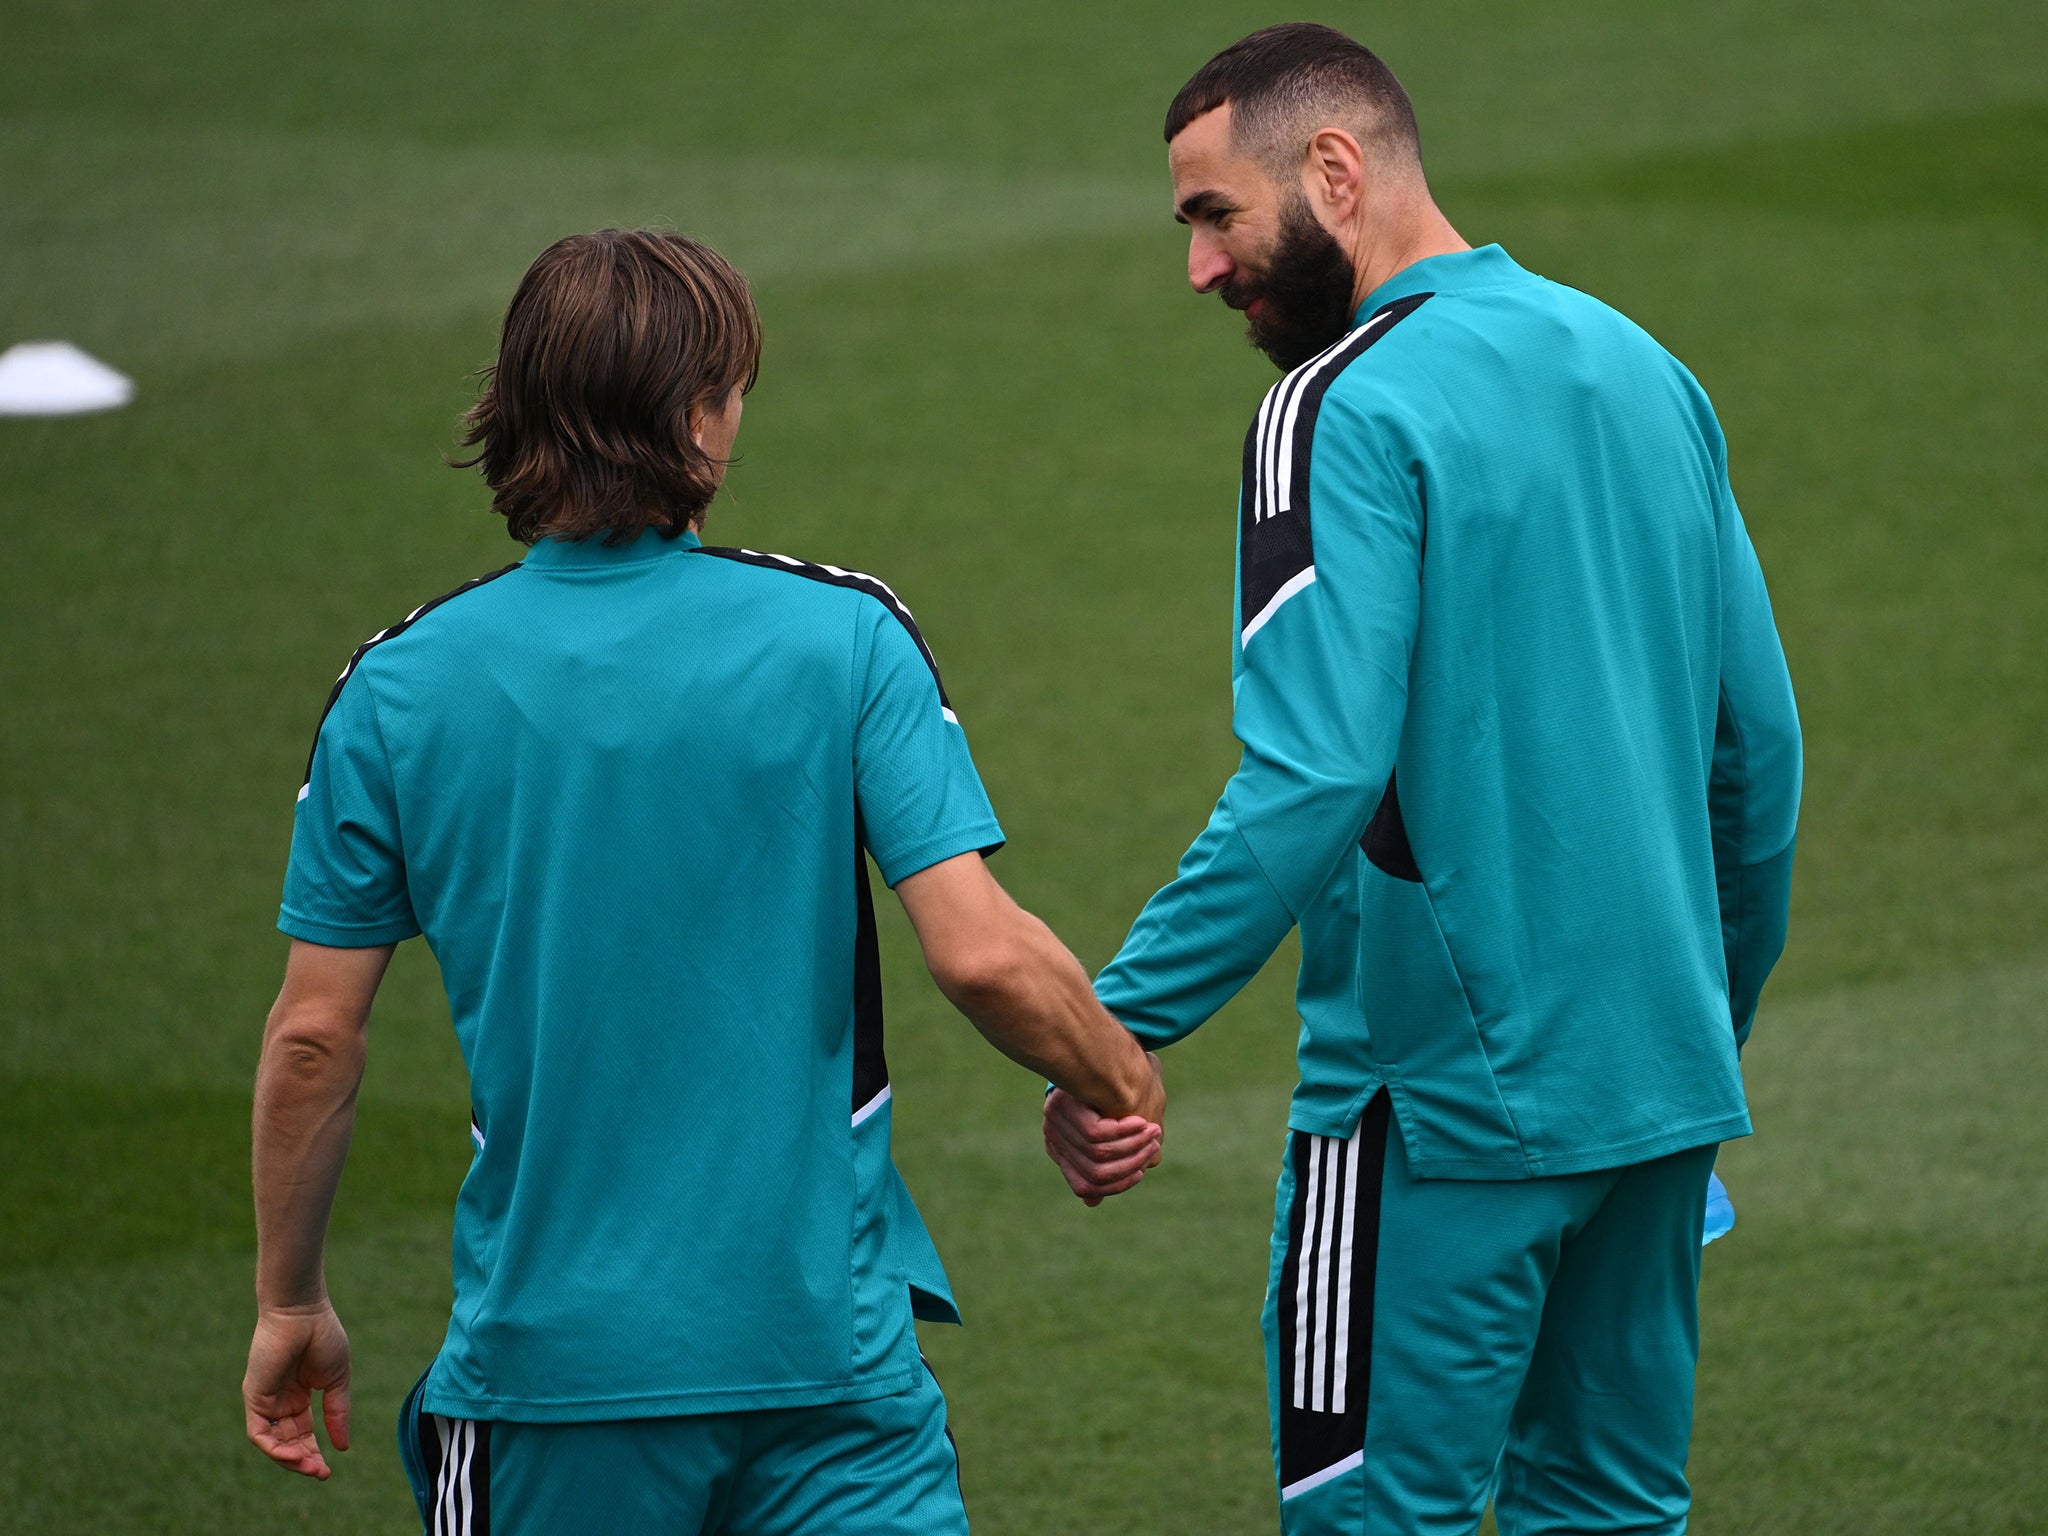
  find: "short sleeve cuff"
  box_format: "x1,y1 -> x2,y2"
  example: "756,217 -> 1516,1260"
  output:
278,906 -> 422,947
873,821 -> 1006,889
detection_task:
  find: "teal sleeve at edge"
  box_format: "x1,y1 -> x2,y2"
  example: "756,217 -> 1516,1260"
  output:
853,604 -> 1005,887
1722,837 -> 1794,1049
1094,385 -> 1420,1047
1093,793 -> 1297,1048
1707,460 -> 1803,1049
281,664 -> 420,944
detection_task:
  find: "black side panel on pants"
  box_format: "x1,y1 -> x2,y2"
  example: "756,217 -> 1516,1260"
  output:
1276,1091 -> 1392,1490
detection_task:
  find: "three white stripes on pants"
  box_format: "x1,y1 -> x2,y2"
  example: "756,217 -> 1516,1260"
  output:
432,1414 -> 479,1536
1293,1124 -> 1364,1415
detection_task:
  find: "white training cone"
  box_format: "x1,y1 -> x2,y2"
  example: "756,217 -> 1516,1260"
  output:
0,341 -> 135,416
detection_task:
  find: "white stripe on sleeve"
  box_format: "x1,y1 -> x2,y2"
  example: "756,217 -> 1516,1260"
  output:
1281,1448 -> 1365,1502
1242,565 -> 1317,645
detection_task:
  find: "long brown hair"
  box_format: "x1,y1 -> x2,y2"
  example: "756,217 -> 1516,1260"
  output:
456,228 -> 762,545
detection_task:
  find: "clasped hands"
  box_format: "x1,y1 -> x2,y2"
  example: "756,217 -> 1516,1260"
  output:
1042,1049 -> 1167,1207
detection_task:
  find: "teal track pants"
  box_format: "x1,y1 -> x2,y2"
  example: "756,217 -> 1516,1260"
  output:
1264,1091 -> 1716,1535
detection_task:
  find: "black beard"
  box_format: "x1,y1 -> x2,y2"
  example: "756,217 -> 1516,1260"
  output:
1222,197 -> 1358,372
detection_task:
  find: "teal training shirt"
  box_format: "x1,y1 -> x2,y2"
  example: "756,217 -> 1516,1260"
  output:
1096,245 -> 1801,1179
280,529 -> 1004,1421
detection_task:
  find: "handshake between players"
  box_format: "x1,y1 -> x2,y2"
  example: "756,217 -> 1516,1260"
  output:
248,25 -> 1797,1536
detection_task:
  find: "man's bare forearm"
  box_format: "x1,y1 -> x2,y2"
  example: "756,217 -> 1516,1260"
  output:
941,907 -> 1160,1121
895,851 -> 1161,1123
252,1006 -> 368,1309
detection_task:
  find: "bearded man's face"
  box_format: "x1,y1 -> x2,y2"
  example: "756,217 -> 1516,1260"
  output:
1218,192 -> 1360,371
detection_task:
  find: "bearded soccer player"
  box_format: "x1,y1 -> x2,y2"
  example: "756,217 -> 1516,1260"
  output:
1044,25 -> 1801,1535
243,228 -> 1162,1534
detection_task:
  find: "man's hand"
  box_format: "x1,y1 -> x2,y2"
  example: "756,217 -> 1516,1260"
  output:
1044,1052 -> 1166,1206
243,1300 -> 352,1480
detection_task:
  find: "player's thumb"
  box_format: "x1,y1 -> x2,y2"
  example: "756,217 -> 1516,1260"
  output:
323,1378 -> 352,1451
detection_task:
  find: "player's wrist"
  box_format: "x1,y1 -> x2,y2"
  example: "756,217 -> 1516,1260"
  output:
254,1279 -> 333,1317
1105,1038 -> 1163,1124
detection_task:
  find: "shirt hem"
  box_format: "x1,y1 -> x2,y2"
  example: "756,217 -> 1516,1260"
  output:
1285,1105 -> 1752,1179
420,1363 -> 922,1424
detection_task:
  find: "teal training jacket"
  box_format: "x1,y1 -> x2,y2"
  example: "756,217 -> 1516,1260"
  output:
1095,245 -> 1802,1179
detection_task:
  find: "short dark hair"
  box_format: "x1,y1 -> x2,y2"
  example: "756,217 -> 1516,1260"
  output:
457,228 -> 762,545
1163,23 -> 1421,174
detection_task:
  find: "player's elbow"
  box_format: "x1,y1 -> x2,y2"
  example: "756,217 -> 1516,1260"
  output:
928,934 -> 1033,1014
261,1005 -> 367,1089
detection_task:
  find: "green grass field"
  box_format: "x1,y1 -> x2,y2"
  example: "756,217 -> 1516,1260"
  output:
4,2 -> 2045,1530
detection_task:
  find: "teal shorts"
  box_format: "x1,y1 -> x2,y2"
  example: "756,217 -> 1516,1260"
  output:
398,1359 -> 966,1536
1264,1091 -> 1715,1536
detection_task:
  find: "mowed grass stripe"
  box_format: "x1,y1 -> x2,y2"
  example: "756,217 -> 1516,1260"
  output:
0,1077 -> 473,1275
1451,99 -> 2048,224
7,95 -> 2044,370
0,1222 -> 453,1530
0,118 -> 1159,366
1695,1227 -> 2048,1534
1725,957 -> 2048,1241
5,0 -> 2042,181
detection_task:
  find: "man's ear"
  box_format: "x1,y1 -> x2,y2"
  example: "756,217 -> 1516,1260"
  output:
1303,127 -> 1368,221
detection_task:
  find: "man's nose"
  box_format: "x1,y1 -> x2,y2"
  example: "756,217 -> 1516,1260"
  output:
1188,233 -> 1233,294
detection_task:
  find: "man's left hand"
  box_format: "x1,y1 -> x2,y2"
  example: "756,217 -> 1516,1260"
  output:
243,1300 -> 352,1480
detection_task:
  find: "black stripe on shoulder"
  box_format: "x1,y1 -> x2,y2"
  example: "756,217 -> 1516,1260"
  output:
1283,292 -> 1432,527
301,563 -> 521,788
695,546 -> 952,711
1239,293 -> 1433,639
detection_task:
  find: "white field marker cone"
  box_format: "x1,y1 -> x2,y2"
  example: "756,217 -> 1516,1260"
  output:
0,342 -> 135,416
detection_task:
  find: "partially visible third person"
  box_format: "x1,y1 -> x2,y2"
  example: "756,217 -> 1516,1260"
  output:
1046,24 -> 1801,1536
243,228 -> 1161,1535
